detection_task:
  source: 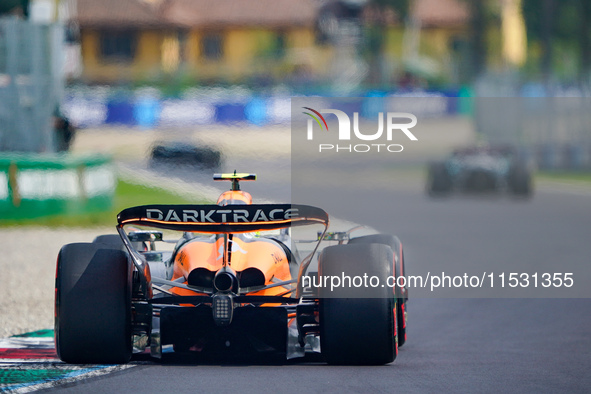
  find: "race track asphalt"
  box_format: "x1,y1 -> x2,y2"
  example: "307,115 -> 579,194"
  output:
46,179 -> 591,393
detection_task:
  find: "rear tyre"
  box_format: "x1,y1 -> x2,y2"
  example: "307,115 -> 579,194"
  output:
349,234 -> 407,347
507,164 -> 532,197
55,243 -> 132,364
319,243 -> 397,365
427,162 -> 452,196
93,234 -> 124,249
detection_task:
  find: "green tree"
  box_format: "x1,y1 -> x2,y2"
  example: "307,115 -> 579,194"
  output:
522,0 -> 591,80
522,0 -> 555,79
469,0 -> 487,79
460,0 -> 501,81
580,0 -> 591,77
363,0 -> 410,86
0,0 -> 29,18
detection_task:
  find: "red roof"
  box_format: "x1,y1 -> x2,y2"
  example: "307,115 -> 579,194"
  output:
77,0 -> 170,28
164,0 -> 317,28
75,0 -> 469,29
412,0 -> 470,27
76,0 -> 317,28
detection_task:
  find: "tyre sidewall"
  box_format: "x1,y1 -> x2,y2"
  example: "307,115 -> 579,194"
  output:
318,243 -> 396,365
55,243 -> 132,364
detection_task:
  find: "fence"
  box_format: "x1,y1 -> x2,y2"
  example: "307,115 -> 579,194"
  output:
63,87 -> 468,129
474,75 -> 591,170
0,17 -> 64,153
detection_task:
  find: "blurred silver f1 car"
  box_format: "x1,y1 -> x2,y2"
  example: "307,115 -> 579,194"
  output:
427,145 -> 533,197
54,173 -> 408,365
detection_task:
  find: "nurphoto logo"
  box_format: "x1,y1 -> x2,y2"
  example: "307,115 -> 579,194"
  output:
302,107 -> 418,153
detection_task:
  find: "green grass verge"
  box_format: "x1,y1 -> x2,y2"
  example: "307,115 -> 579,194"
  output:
0,179 -> 207,228
536,171 -> 591,184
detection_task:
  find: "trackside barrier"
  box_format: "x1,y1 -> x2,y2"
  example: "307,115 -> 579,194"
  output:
0,154 -> 115,220
63,90 -> 467,128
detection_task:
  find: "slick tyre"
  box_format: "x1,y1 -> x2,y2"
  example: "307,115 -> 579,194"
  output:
93,234 -> 125,249
55,243 -> 132,364
508,164 -> 532,197
427,162 -> 452,196
319,243 -> 397,365
349,234 -> 408,347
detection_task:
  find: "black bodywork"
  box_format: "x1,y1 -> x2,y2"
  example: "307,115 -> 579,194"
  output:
150,142 -> 222,169
427,145 -> 533,196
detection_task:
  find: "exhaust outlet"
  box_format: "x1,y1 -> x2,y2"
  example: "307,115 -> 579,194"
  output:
214,267 -> 237,293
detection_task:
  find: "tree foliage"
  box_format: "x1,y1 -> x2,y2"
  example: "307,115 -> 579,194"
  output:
522,0 -> 591,77
370,0 -> 410,20
363,0 -> 410,84
0,0 -> 29,17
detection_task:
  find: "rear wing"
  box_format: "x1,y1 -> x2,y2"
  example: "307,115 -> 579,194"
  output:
117,204 -> 329,233
117,203 -> 329,299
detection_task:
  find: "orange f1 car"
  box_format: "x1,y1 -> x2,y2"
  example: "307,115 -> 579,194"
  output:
54,173 -> 408,365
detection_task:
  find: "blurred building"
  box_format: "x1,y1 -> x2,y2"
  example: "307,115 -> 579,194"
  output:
374,0 -> 471,86
74,0 -> 471,86
76,0 -> 324,84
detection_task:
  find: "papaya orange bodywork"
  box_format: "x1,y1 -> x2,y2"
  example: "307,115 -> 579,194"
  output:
171,235 -> 293,298
217,190 -> 252,206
